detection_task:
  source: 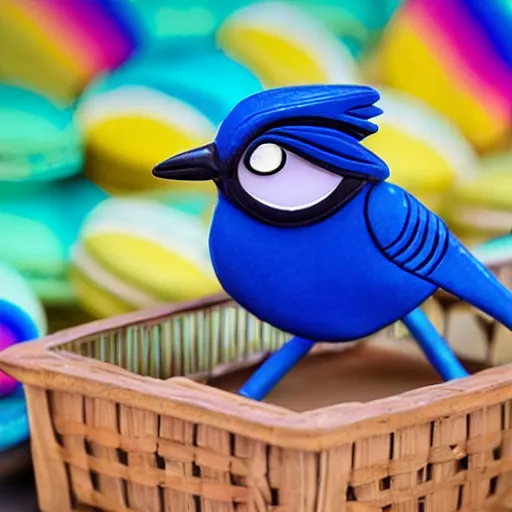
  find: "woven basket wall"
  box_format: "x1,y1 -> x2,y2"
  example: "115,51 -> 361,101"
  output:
1,261 -> 512,511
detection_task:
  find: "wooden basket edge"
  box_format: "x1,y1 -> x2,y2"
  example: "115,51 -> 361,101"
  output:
3,335 -> 512,451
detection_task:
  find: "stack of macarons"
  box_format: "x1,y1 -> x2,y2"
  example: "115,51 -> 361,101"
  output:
0,262 -> 46,452
376,0 -> 512,152
71,194 -> 220,318
0,84 -> 108,308
74,50 -> 262,195
362,87 -> 479,213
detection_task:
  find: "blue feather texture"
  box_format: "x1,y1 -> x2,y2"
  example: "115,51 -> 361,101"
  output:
215,84 -> 389,182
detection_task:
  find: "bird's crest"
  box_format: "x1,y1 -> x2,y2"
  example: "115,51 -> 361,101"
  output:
215,85 -> 389,181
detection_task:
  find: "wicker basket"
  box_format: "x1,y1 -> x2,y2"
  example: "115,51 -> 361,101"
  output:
2,283 -> 512,511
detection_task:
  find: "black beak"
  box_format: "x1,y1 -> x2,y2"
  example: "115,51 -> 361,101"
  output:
152,143 -> 221,181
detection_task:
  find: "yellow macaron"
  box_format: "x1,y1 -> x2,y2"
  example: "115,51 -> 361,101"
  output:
71,195 -> 221,318
75,53 -> 262,196
444,152 -> 512,245
217,0 -> 360,88
363,87 -> 479,213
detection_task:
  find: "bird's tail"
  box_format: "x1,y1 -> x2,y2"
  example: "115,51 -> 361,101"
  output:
428,235 -> 512,331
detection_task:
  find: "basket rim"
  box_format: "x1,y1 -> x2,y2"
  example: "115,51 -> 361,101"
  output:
1,292 -> 512,451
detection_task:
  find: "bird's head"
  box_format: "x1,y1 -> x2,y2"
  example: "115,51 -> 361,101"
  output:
152,85 -> 389,227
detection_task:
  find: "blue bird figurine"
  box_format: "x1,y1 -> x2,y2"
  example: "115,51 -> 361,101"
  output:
152,85 -> 512,401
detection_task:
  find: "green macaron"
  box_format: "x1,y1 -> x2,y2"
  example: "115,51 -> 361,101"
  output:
0,177 -> 108,305
0,84 -> 83,186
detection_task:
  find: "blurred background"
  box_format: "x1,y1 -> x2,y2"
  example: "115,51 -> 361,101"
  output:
0,0 -> 512,507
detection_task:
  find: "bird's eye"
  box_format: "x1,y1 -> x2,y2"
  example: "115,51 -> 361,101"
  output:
245,143 -> 286,175
237,145 -> 343,211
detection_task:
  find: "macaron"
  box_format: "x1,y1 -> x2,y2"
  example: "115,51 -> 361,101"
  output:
71,195 -> 221,319
75,51 -> 262,195
362,87 -> 479,213
0,387 -> 30,453
443,154 -> 512,245
375,0 -> 512,152
0,1 -> 88,103
140,189 -> 215,225
470,232 -> 512,269
216,1 -> 360,88
462,0 -> 512,70
129,0 -> 249,53
0,177 -> 108,305
291,0 -> 404,58
0,0 -> 143,102
0,84 -> 83,184
0,261 -> 46,397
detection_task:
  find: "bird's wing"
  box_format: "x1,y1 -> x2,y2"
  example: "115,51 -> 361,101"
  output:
365,182 -> 512,329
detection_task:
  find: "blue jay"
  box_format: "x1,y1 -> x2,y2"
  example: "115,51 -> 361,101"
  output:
153,85 -> 512,400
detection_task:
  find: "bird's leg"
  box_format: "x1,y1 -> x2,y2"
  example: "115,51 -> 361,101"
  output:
402,308 -> 469,381
238,337 -> 315,401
